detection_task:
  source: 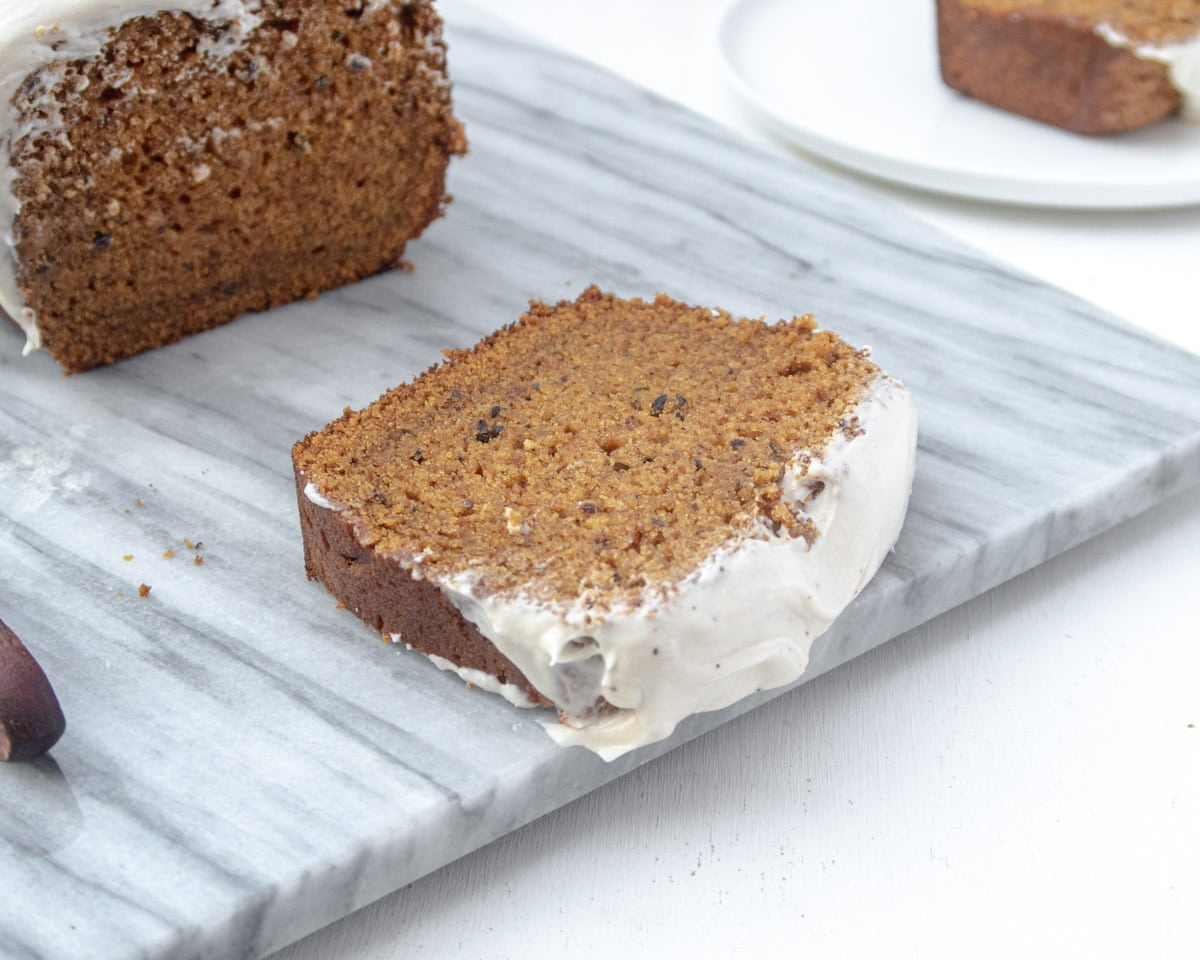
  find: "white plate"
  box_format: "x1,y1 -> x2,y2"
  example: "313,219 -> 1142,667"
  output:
717,0 -> 1200,209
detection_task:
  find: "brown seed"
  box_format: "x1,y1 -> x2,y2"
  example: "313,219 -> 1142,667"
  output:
0,618 -> 66,763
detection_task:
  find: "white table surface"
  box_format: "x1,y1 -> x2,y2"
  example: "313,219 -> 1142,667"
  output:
271,3 -> 1200,958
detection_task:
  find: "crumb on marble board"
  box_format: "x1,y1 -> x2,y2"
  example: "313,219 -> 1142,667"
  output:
138,583 -> 151,598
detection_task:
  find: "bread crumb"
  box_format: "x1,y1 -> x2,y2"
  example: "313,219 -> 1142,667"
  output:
163,549 -> 175,559
122,553 -> 134,562
193,556 -> 204,566
138,583 -> 151,598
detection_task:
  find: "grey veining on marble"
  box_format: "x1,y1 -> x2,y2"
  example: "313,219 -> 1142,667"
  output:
1,2 -> 1199,957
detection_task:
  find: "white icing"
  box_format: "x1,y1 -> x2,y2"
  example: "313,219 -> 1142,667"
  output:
303,481 -> 341,512
422,651 -> 539,709
0,0 -> 265,352
431,374 -> 918,760
1096,21 -> 1200,122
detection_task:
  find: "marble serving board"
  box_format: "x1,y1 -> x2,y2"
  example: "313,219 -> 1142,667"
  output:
2,3 -> 1199,958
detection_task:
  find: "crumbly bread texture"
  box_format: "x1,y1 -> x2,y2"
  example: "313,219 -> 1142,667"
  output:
6,0 -> 465,372
937,0 -> 1200,134
293,287 -> 882,707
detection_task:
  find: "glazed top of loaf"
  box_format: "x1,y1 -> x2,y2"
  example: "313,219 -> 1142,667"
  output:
1,1 -> 266,141
0,0 -> 259,37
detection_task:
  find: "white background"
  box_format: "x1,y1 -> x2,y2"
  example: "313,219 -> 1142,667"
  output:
272,2 -> 1200,957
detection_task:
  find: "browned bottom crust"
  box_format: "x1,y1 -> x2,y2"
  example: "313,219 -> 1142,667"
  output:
936,0 -> 1182,135
294,470 -> 553,708
9,0 -> 465,372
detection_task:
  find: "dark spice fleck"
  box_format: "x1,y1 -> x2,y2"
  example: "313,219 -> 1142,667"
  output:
768,440 -> 784,460
730,438 -> 746,449
411,449 -> 424,463
579,501 -> 597,514
650,393 -> 669,416
674,395 -> 689,420
92,231 -> 111,250
475,420 -> 492,443
490,404 -> 503,418
490,423 -> 503,439
315,75 -> 330,90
